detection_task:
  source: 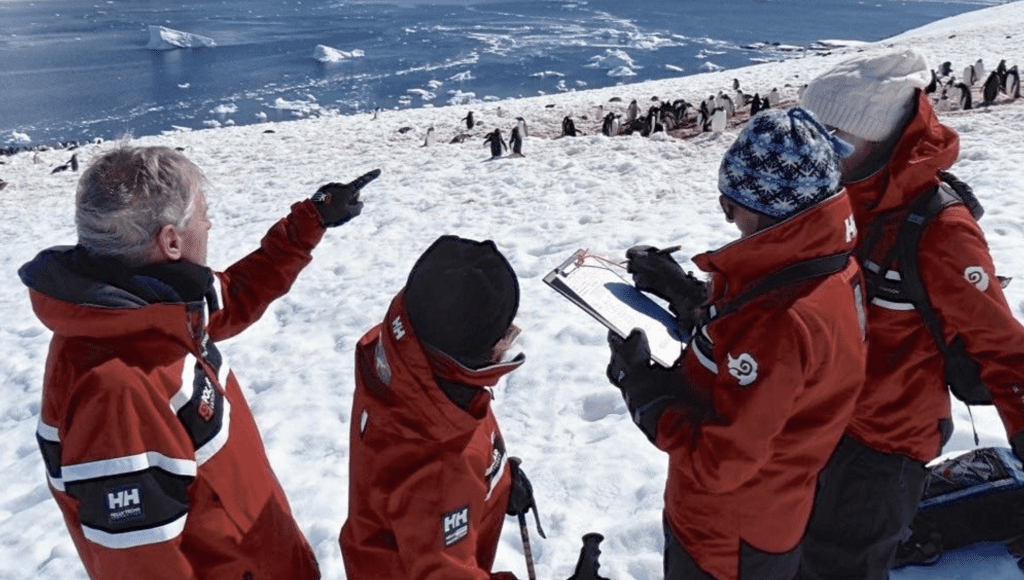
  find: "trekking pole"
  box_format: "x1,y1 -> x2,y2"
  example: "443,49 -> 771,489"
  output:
518,510 -> 538,580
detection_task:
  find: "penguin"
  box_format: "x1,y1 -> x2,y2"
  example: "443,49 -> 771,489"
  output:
0,179 -> 7,191
996,59 -> 1009,86
624,99 -> 639,124
749,92 -> 763,117
963,65 -> 976,86
982,71 -> 1001,106
672,99 -> 691,124
516,117 -> 528,139
601,112 -> 619,137
939,61 -> 953,77
561,116 -> 578,137
973,59 -> 986,82
925,70 -> 938,96
462,111 -> 475,130
766,88 -> 780,108
50,154 -> 78,174
509,126 -> 524,157
450,133 -> 472,144
733,78 -> 740,91
710,107 -> 727,134
696,100 -> 710,132
954,82 -> 972,110
716,92 -> 735,120
642,107 -> 663,136
484,128 -> 507,158
423,127 -> 436,147
934,90 -> 952,113
1006,66 -> 1021,99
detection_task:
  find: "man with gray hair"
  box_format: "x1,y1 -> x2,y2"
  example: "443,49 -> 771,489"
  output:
19,145 -> 379,579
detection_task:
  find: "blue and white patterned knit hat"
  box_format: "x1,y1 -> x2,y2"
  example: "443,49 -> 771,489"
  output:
718,107 -> 853,220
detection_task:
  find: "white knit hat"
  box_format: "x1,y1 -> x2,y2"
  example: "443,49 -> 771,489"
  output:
800,49 -> 930,142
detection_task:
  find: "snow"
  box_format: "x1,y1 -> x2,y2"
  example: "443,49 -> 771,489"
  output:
145,25 -> 216,50
2,2 -> 1024,579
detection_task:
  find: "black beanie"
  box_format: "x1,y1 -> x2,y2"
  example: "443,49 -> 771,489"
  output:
403,235 -> 519,366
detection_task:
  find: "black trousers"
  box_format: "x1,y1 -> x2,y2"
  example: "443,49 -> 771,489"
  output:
798,435 -> 928,580
664,517 -> 801,580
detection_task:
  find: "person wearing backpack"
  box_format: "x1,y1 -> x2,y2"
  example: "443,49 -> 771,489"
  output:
607,107 -> 868,580
797,49 -> 1024,579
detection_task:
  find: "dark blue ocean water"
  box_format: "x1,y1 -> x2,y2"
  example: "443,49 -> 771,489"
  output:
0,0 -> 1005,146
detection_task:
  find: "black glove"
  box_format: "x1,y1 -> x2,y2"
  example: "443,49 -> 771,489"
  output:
625,245 -> 707,333
507,457 -> 546,538
311,168 -> 381,227
607,329 -> 687,443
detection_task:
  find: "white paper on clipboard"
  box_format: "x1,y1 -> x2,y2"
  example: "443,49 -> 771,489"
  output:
543,249 -> 687,367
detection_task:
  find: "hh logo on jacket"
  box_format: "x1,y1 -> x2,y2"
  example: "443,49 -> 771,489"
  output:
442,506 -> 470,547
106,485 -> 144,525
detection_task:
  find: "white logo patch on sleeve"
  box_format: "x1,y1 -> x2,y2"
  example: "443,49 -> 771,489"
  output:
964,266 -> 990,291
442,506 -> 470,547
106,484 -> 145,525
727,353 -> 758,386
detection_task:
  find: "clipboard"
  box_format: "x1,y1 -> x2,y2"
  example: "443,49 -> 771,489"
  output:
543,249 -> 687,367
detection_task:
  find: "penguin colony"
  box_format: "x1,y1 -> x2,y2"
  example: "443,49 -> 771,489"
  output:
2,57 -> 1020,175
927,57 -> 1021,112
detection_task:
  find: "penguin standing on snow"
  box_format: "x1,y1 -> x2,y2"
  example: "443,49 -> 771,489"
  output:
982,71 -> 1001,106
601,112 -> 619,137
710,107 -> 727,134
423,127 -> 436,147
1005,66 -> 1021,99
749,92 -> 763,117
939,61 -> 953,77
925,70 -> 938,97
561,116 -> 578,137
624,99 -> 639,125
963,65 -> 977,86
515,117 -> 528,139
462,111 -> 475,130
955,82 -> 973,110
509,126 -> 524,157
483,128 -> 507,158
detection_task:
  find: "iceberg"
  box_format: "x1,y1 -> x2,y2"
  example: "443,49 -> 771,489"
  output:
313,45 -> 364,63
146,25 -> 216,50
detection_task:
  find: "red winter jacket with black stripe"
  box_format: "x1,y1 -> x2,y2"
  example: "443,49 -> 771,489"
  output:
656,193 -> 867,580
340,292 -> 521,580
19,200 -> 325,580
844,90 -> 1024,462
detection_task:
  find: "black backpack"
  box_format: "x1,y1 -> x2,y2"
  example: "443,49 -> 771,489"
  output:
858,171 -> 993,405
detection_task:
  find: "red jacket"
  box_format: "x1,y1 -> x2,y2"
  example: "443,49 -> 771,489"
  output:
20,201 -> 325,580
657,193 -> 867,580
845,91 -> 1024,462
340,292 -> 522,580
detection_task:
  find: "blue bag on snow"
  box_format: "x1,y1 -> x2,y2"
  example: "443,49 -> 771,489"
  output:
896,447 -> 1024,568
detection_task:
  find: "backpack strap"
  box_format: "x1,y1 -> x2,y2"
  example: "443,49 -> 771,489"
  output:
896,182 -> 991,405
713,252 -> 851,320
860,173 -> 992,405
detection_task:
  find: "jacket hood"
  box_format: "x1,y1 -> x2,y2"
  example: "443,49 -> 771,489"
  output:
693,191 -> 856,304
362,291 -> 523,441
847,90 -> 960,216
19,245 -> 213,340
